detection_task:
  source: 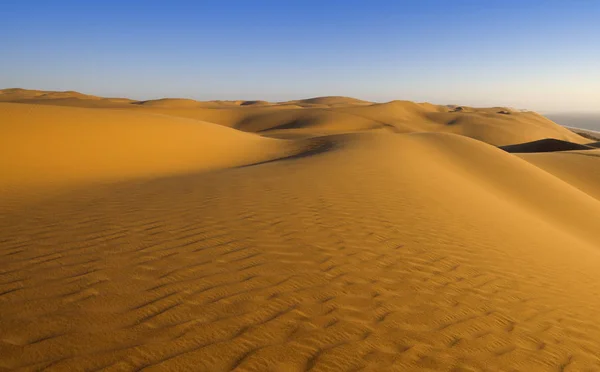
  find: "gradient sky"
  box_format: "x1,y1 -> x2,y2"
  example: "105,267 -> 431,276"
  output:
1,0 -> 599,112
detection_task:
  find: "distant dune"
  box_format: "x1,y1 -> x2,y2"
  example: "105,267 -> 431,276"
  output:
134,98 -> 206,108
563,126 -> 600,142
0,88 -> 102,101
240,100 -> 270,106
0,88 -> 587,145
283,96 -> 373,107
2,88 -> 600,370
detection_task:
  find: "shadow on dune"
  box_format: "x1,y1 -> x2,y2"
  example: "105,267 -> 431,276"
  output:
255,119 -> 308,132
500,138 -> 595,153
238,138 -> 336,168
588,141 -> 600,148
240,100 -> 269,106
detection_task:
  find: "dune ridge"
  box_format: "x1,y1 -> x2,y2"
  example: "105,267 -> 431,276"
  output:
1,88 -> 588,146
0,102 -> 307,198
2,89 -> 600,370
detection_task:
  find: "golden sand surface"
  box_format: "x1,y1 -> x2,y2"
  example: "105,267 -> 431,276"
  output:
1,89 -> 600,371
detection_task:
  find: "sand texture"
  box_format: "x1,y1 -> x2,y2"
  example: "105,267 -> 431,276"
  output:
1,89 -> 600,371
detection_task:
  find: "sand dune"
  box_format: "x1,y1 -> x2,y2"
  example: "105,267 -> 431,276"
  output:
0,88 -> 102,101
138,100 -> 587,146
282,96 -> 373,107
565,126 -> 600,142
500,138 -> 595,153
135,98 -> 207,108
519,149 -> 600,201
0,88 -> 137,109
2,89 -> 600,370
0,102 -> 298,197
1,89 -> 587,146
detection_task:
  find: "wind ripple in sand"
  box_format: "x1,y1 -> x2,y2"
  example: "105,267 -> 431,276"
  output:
1,93 -> 600,371
1,133 -> 600,371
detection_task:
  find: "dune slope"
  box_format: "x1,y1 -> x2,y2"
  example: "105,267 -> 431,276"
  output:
0,102 -> 297,197
2,129 -> 600,370
519,149 -> 600,201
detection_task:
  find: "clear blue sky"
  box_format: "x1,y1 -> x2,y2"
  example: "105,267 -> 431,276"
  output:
1,0 -> 598,112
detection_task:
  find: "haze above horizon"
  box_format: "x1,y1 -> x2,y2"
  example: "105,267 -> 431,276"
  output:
2,0 -> 598,112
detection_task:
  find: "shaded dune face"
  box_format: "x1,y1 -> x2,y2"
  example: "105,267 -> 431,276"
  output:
1,89 -> 600,370
500,138 -> 595,153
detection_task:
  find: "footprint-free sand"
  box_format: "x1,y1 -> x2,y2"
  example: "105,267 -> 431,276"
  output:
1,89 -> 600,371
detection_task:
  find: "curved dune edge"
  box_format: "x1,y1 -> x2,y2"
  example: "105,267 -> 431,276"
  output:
1,88 -> 590,146
518,149 -> 600,201
0,103 -> 311,198
400,132 -> 600,246
138,101 -> 588,146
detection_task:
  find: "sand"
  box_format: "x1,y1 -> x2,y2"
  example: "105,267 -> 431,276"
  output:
1,89 -> 600,371
500,138 -> 595,153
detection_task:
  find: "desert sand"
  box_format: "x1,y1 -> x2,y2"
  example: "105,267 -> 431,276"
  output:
1,89 -> 600,371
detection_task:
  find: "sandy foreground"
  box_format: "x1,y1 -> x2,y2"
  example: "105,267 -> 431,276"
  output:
1,90 -> 600,371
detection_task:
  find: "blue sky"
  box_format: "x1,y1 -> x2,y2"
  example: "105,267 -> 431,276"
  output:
1,0 -> 598,112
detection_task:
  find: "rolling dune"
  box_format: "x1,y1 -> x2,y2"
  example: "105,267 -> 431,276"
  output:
135,99 -> 208,108
1,89 -> 600,370
0,102 -> 298,198
1,89 -> 587,146
519,149 -> 600,201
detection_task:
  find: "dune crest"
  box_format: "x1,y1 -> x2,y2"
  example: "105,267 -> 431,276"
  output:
0,88 -> 588,146
282,96 -> 373,107
134,98 -> 204,108
0,102 -> 302,197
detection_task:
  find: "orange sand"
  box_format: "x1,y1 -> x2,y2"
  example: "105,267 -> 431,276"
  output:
1,89 -> 600,371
